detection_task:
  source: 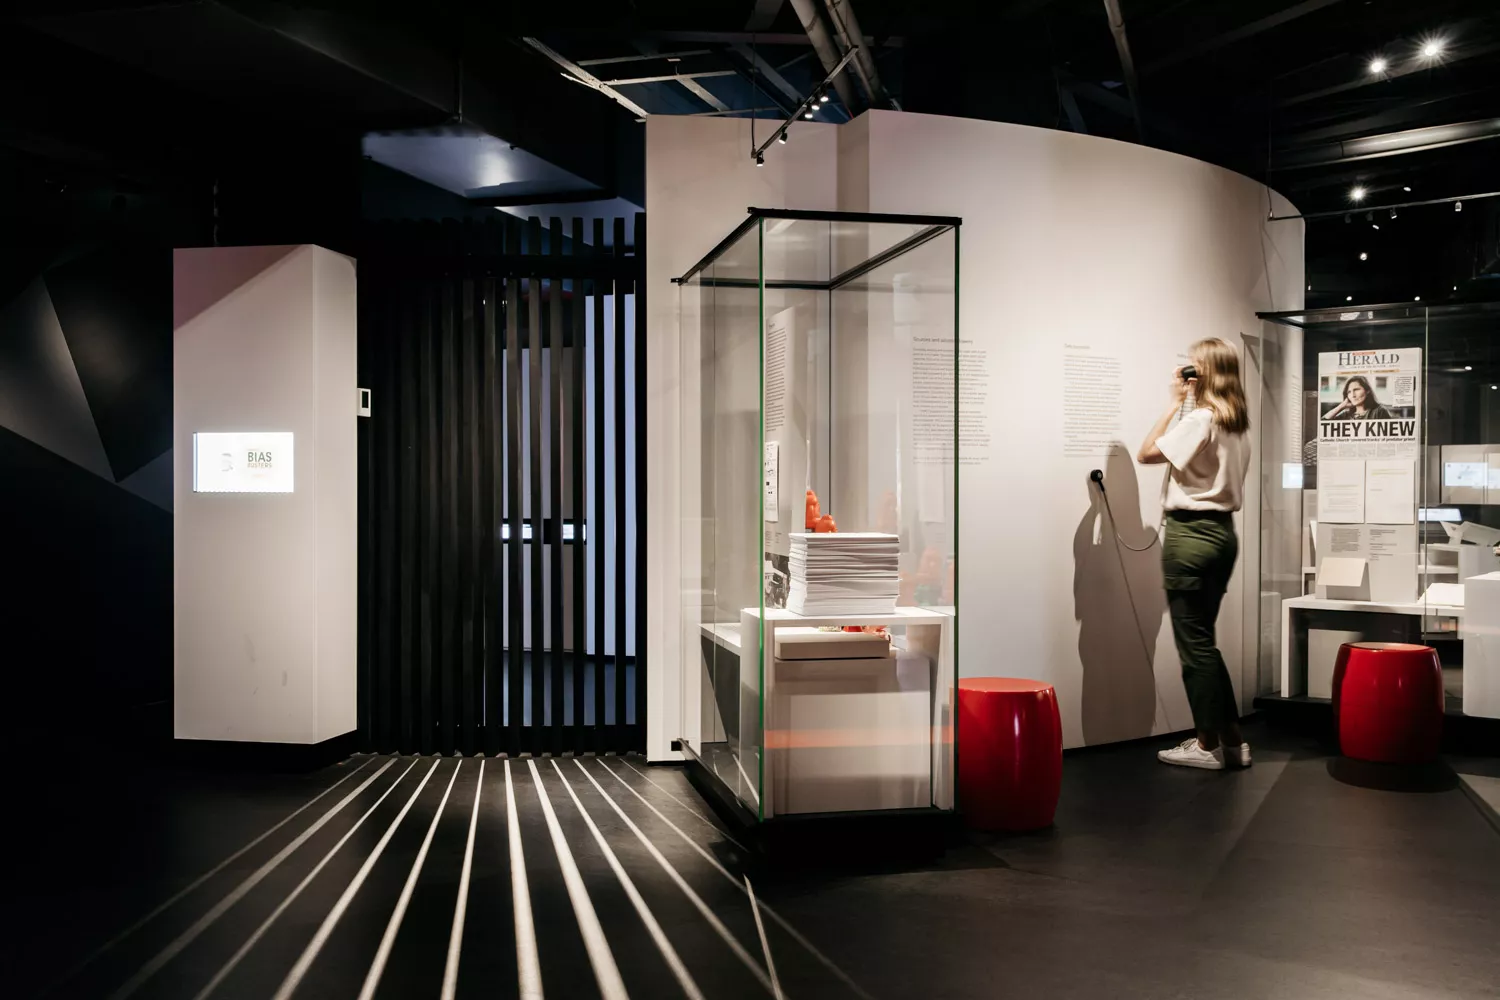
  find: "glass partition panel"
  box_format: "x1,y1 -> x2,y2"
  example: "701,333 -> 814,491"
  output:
1254,303 -> 1500,708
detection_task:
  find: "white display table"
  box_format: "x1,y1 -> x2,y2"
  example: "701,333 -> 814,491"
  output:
699,606 -> 954,819
1280,595 -> 1463,698
1460,573 -> 1500,719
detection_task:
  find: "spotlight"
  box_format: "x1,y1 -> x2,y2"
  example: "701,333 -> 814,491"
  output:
1465,365 -> 1471,371
777,130 -> 787,144
1369,57 -> 1388,74
1421,39 -> 1445,59
1455,201 -> 1463,212
1372,224 -> 1380,231
1415,296 -> 1422,302
1390,208 -> 1398,219
1359,252 -> 1369,260
803,109 -> 815,119
1403,185 -> 1412,192
819,92 -> 831,104
755,152 -> 764,167
1490,385 -> 1496,390
1307,284 -> 1313,291
1350,185 -> 1367,202
1455,285 -> 1460,291
1346,295 -> 1354,302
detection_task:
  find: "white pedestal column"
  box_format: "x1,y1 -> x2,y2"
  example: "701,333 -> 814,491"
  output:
173,245 -> 357,744
1463,572 -> 1500,720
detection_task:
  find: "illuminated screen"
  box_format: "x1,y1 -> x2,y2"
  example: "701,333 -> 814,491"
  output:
193,432 -> 294,493
1444,462 -> 1485,489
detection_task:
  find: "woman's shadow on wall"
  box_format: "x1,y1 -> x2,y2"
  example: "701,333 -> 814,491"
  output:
1073,444 -> 1166,746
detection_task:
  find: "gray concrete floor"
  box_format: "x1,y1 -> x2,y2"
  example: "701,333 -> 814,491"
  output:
7,721 -> 1498,999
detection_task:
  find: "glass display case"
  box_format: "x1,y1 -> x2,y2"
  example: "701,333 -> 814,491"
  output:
676,209 -> 961,823
1254,301 -> 1500,721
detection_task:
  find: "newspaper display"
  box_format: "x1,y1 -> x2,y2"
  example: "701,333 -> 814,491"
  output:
1317,348 -> 1421,460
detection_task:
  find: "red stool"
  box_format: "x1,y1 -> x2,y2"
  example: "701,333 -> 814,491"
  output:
1332,642 -> 1444,764
958,678 -> 1062,831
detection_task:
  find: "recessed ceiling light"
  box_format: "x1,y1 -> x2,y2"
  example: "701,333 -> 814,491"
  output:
1359,252 -> 1369,260
1350,186 -> 1367,202
1415,296 -> 1422,301
1369,57 -> 1388,74
1346,295 -> 1354,302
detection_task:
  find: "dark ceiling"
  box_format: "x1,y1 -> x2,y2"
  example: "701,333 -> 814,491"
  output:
6,0 -> 1499,305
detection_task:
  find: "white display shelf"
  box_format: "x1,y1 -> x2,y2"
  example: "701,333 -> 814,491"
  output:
1280,594 -> 1464,698
701,606 -> 952,656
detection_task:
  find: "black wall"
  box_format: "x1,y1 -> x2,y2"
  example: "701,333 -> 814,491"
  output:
0,23 -> 365,746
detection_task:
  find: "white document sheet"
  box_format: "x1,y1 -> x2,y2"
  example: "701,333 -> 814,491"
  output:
1318,458 -> 1366,523
1365,457 -> 1414,524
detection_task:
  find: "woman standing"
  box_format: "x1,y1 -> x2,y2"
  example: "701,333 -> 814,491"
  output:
1137,338 -> 1252,770
1325,375 -> 1392,421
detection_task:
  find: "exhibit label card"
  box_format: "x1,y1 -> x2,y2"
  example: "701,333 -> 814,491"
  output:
1365,458 -> 1415,524
1317,458 -> 1365,523
193,431 -> 294,493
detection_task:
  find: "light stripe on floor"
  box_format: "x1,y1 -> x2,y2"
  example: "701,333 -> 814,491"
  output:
38,758 -> 373,999
271,758 -> 442,1000
617,759 -> 748,851
505,761 -> 544,1000
597,760 -> 876,1000
527,759 -> 629,1000
106,758 -> 398,1000
439,759 -> 485,1000
355,761 -> 463,1000
573,760 -> 774,994
744,876 -> 784,1000
553,760 -> 705,1000
189,758 -> 421,1000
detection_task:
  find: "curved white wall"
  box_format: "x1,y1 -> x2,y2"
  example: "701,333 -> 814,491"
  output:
645,111 -> 1303,757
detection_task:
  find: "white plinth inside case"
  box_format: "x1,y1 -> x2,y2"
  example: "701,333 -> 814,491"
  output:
1461,572 -> 1500,719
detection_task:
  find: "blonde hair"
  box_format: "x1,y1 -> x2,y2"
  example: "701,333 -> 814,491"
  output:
1190,337 -> 1249,434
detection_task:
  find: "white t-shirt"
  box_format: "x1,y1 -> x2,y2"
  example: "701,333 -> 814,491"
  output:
1156,407 -> 1250,512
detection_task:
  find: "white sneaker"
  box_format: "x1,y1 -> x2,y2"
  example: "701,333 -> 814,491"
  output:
1222,742 -> 1252,768
1157,738 -> 1224,770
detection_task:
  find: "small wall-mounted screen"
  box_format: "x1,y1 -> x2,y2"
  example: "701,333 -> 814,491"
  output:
1444,462 -> 1485,489
193,432 -> 294,493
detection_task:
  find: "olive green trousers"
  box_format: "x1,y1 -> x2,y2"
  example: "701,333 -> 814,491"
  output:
1161,511 -> 1239,735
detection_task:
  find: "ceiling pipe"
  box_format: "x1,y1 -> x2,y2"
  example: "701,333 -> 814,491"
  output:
787,0 -> 859,111
1101,0 -> 1146,143
824,0 -> 894,109
1273,118 -> 1500,169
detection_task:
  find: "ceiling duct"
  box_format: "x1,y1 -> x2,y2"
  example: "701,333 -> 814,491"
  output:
787,0 -> 858,111
1275,118 -> 1500,169
824,0 -> 893,109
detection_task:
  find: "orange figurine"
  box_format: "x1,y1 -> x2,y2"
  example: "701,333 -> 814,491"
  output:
805,489 -> 821,530
814,513 -> 837,533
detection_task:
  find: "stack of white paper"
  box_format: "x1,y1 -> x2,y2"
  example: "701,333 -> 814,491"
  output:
786,532 -> 900,616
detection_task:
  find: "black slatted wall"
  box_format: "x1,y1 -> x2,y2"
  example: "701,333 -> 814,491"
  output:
357,214 -> 646,756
